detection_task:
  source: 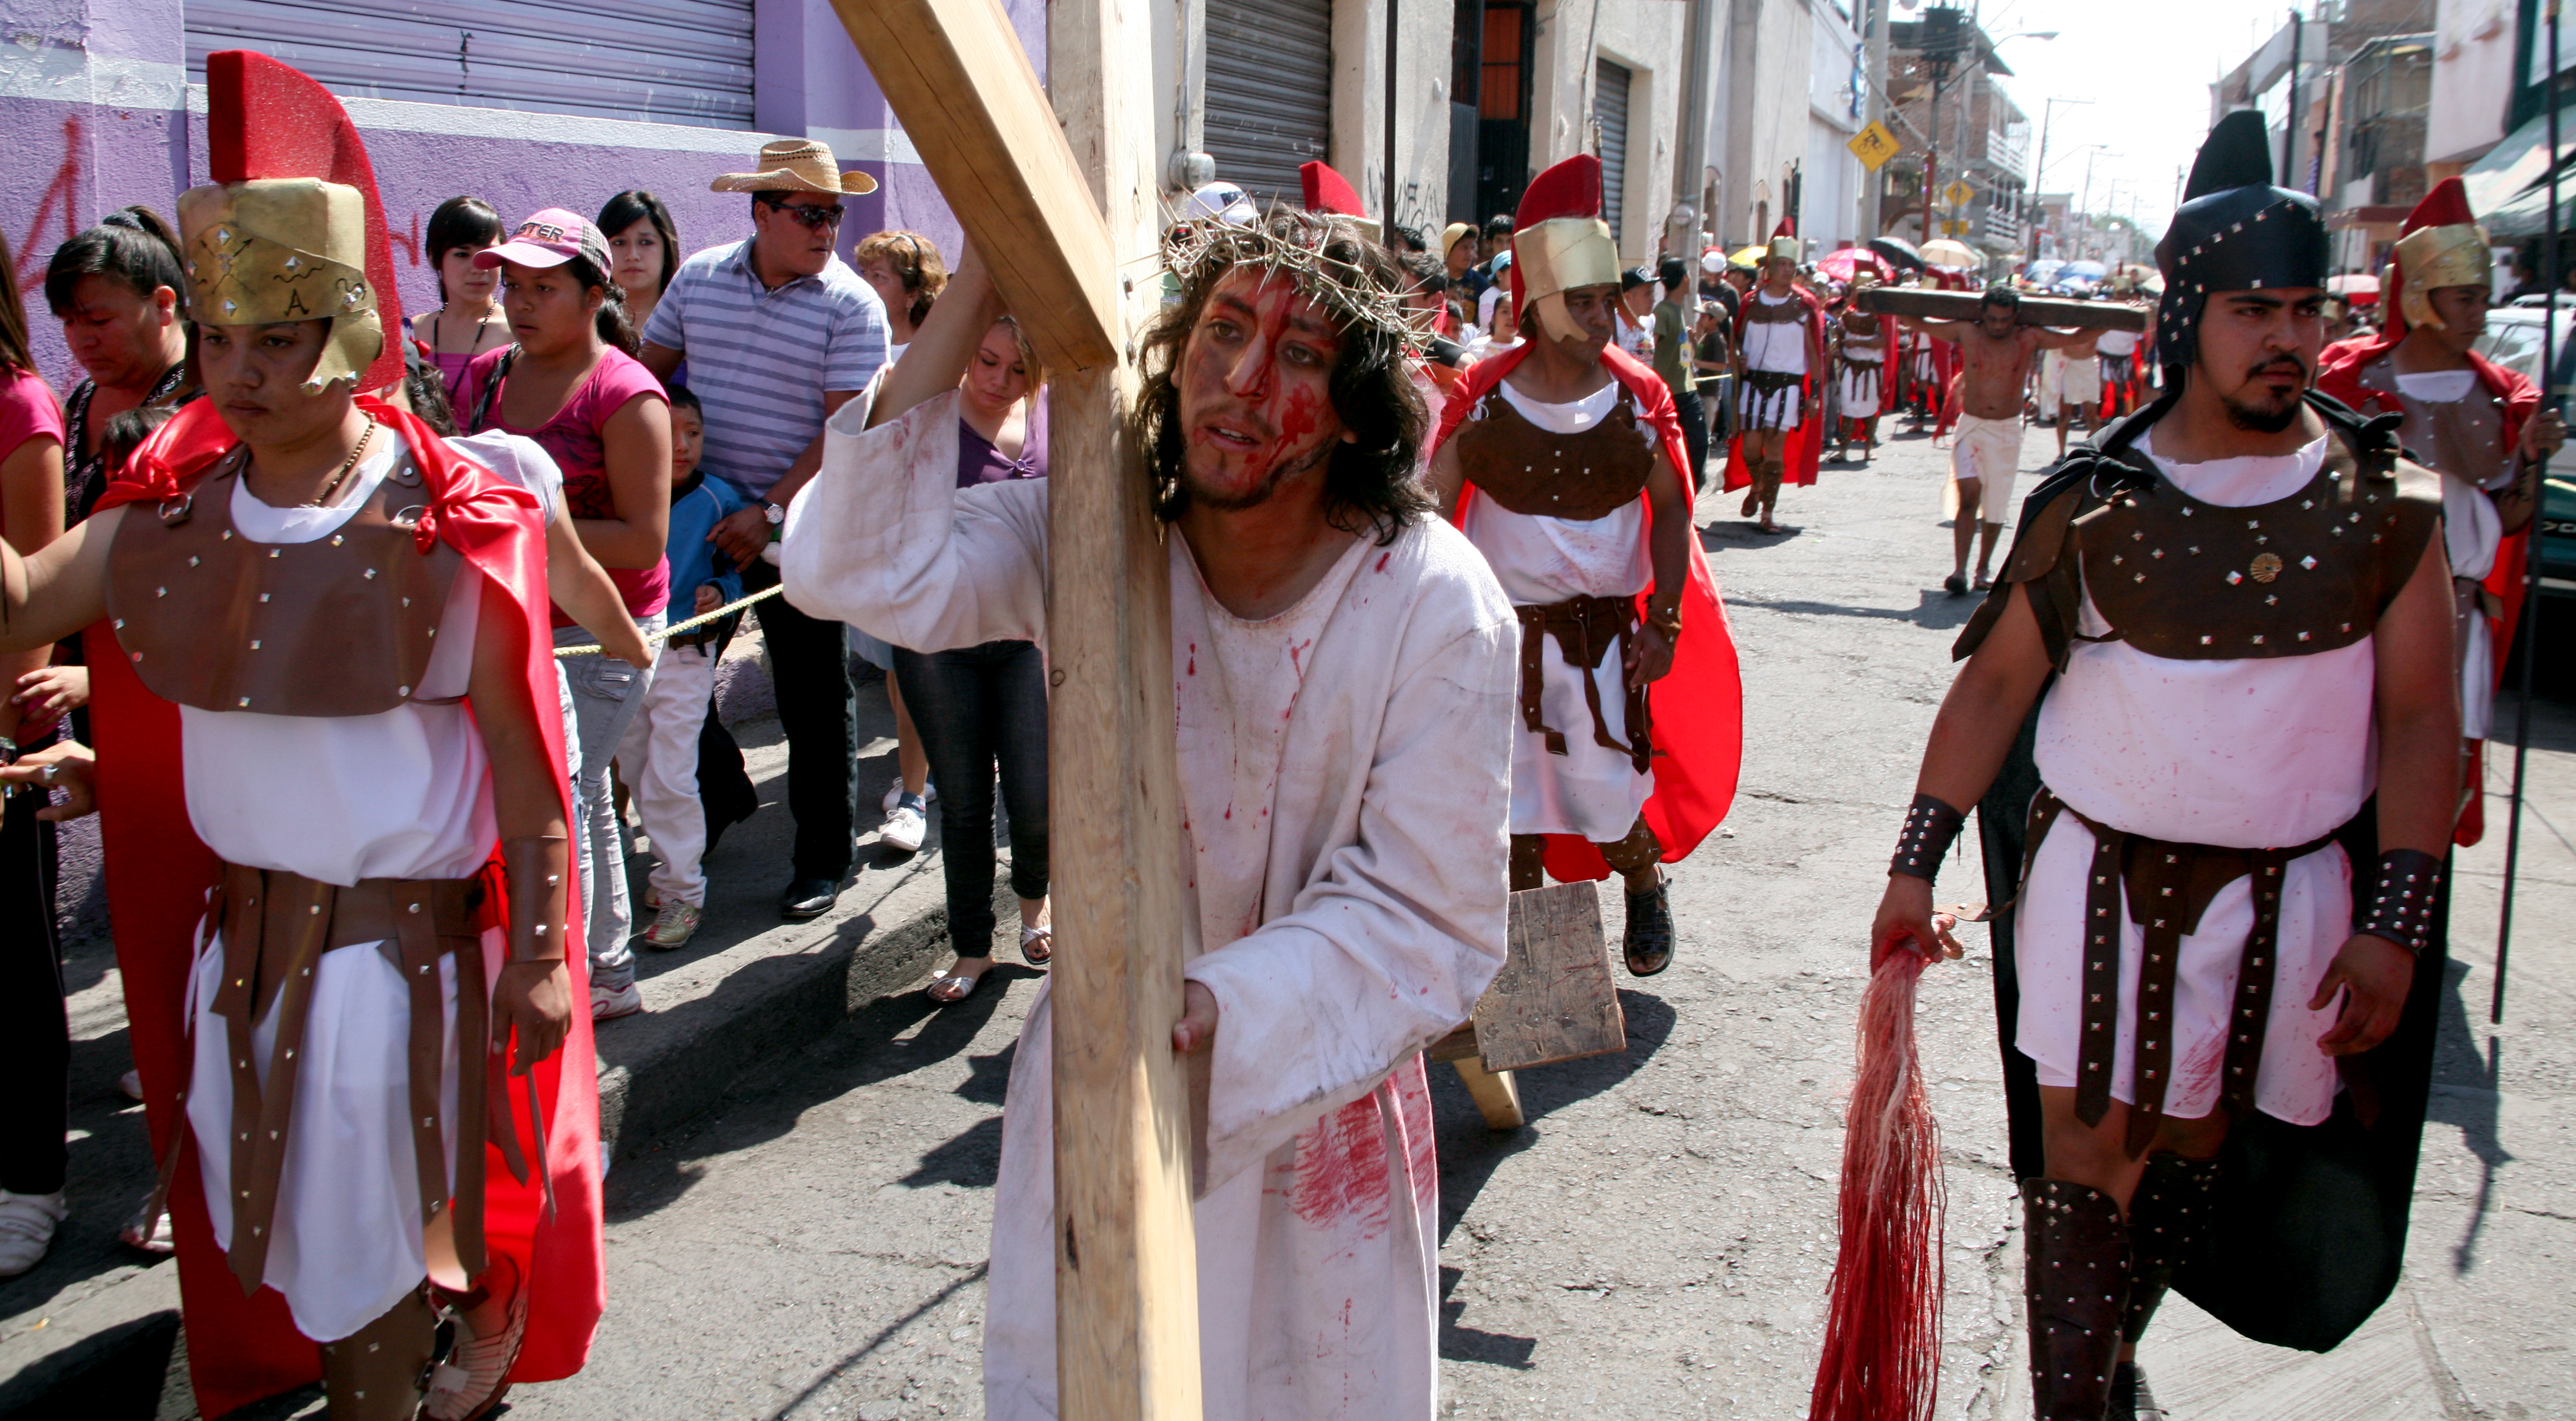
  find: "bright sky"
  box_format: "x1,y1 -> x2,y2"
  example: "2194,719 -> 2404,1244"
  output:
1956,0 -> 2281,239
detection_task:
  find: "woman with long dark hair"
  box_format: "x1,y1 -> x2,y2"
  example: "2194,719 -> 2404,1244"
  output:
0,229 -> 71,1276
458,208 -> 671,1022
44,206 -> 189,524
597,190 -> 681,337
406,196 -> 511,393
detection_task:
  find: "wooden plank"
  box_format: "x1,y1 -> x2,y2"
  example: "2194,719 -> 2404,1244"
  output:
1450,1058 -> 1526,1131
824,0 -> 1121,373
1471,882 -> 1627,1072
1857,286 -> 2149,332
822,0 -> 1199,1416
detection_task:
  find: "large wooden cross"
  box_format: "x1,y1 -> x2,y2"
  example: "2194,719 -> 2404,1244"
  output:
823,1 -> 1200,1416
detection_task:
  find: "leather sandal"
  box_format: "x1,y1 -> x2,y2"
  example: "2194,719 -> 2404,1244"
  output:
425,1268 -> 527,1421
928,958 -> 995,1005
1623,875 -> 1675,976
1019,924 -> 1053,966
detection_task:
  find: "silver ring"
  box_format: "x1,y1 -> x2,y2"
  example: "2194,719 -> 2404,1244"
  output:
37,764 -> 61,787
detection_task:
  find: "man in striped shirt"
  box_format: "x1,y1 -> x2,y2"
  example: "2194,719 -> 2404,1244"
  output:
640,138 -> 889,920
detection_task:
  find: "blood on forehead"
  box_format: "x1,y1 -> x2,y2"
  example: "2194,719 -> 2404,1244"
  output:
1202,267 -> 1345,353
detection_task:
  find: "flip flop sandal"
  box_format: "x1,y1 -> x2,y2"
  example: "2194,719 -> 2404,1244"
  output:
1972,574 -> 1994,591
1020,924 -> 1053,966
928,960 -> 995,1005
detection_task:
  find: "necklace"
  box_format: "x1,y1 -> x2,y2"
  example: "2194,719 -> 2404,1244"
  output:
301,415 -> 377,507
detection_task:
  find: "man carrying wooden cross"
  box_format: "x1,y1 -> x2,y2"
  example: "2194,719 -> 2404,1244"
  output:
783,211 -> 1518,1420
1425,153 -> 1743,979
1896,286 -> 2100,594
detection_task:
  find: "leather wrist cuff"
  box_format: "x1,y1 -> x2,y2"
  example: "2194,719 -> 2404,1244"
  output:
501,835 -> 570,964
2357,848 -> 2443,955
1645,602 -> 1683,641
1890,793 -> 1966,882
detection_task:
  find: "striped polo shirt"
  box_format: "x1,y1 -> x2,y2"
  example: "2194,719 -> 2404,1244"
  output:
640,239 -> 888,498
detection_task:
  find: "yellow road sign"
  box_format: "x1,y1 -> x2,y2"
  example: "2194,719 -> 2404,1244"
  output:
1846,121 -> 1901,171
1942,179 -> 1976,209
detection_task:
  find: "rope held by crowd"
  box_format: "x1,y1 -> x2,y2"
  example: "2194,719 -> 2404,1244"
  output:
551,583 -> 783,658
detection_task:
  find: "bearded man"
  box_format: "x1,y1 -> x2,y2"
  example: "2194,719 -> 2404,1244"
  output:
2315,177 -> 2566,846
1901,287 -> 2101,594
1870,111 -> 2461,1420
1425,153 -> 1742,977
783,212 -> 1517,1420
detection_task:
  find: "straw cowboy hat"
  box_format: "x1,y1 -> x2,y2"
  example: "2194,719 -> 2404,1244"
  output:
710,139 -> 878,196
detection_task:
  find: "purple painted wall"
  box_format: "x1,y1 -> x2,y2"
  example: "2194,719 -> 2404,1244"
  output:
0,0 -> 1047,399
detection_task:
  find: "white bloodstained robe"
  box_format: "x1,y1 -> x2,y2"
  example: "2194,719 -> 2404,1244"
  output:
783,396 -> 1520,1420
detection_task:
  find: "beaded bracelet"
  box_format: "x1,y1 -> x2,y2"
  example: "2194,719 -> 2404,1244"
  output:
1890,793 -> 1967,882
2355,848 -> 2443,955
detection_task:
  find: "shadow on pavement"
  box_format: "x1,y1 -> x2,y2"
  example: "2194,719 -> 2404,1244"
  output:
2427,956 -> 2513,1277
1720,587 -> 1979,632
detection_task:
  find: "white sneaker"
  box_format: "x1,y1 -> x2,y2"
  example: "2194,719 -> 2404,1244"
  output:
0,1191 -> 66,1276
643,900 -> 703,949
882,776 -> 939,813
881,796 -> 928,854
591,980 -> 644,1021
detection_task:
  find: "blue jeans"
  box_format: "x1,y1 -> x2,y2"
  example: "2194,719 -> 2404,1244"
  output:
556,614 -> 663,991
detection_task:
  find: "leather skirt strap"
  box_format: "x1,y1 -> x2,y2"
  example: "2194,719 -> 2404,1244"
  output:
1516,595 -> 1652,775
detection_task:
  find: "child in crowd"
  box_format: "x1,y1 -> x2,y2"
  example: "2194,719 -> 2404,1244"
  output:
616,388 -> 741,947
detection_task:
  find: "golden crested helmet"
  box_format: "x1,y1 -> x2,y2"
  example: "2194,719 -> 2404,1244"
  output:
2390,177 -> 2492,334
1767,233 -> 1801,265
176,177 -> 382,393
1510,154 -> 1623,344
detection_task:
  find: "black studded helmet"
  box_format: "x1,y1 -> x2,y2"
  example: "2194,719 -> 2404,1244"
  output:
2153,110 -> 2329,374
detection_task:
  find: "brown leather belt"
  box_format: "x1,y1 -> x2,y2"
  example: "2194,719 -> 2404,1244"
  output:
1514,594 -> 1652,775
156,862 -> 541,1295
2022,788 -> 2337,1158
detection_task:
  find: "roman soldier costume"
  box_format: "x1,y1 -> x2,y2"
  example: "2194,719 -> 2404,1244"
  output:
1432,154 -> 1743,971
1719,228 -> 1829,505
1834,273 -> 1888,459
91,53 -> 602,1419
2315,178 -> 2542,846
1903,113 -> 2453,1418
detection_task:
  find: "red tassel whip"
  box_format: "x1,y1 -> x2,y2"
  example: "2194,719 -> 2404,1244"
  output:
1808,950 -> 1947,1421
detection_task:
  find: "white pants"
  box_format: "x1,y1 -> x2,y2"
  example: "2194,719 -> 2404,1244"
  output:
613,639 -> 720,908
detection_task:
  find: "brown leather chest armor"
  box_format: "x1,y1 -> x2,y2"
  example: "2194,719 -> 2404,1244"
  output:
104,445 -> 464,716
1957,411 -> 2442,667
1451,385 -> 1657,520
2353,353 -> 2511,489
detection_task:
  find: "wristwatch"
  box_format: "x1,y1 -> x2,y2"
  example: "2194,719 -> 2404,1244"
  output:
763,501 -> 786,526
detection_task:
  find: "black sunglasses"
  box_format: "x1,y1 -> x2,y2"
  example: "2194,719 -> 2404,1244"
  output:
760,197 -> 846,230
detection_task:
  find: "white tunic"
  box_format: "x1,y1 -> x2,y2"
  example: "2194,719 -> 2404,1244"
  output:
180,437 -> 501,1343
2018,429 -> 2378,1127
783,397 -> 1519,1421
1743,292 -> 1809,374
1459,380 -> 1656,841
2395,368 -> 2510,739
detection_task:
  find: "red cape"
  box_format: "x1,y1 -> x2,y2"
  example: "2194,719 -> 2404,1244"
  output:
1435,342 -> 1744,879
2314,338 -> 2541,695
93,397 -> 603,1416
1721,283 -> 1830,491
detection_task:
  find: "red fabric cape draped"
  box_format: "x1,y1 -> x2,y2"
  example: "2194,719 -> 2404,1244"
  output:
2314,340 -> 2540,691
1720,284 -> 1830,491
1433,341 -> 1744,879
90,396 -> 603,1417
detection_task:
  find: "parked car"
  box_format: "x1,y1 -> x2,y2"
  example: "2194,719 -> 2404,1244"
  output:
2473,303 -> 2576,590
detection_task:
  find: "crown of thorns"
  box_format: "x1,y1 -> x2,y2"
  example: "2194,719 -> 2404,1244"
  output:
1159,207 -> 1433,356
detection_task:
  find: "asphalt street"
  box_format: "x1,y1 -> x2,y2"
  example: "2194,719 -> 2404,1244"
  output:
479,412 -> 2576,1421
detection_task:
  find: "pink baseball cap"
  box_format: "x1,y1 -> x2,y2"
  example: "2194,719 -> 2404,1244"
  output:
474,208 -> 612,273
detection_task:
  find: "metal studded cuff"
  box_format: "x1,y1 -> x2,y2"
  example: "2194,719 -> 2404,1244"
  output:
2356,848 -> 2444,955
502,834 -> 571,964
1890,793 -> 1967,882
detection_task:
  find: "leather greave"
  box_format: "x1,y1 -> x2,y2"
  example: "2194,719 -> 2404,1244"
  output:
2124,1154 -> 2222,1344
1595,816 -> 1662,879
1509,834 -> 1547,892
320,1285 -> 436,1421
2025,1178 -> 2130,1421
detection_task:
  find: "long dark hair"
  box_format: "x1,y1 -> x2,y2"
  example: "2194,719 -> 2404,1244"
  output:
0,232 -> 34,375
1133,210 -> 1430,546
426,196 -> 506,305
563,252 -> 639,356
43,205 -> 187,321
596,189 -> 681,298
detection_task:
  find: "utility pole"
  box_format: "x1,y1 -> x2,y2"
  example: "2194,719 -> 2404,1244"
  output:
1861,0 -> 1892,241
2283,8 -> 2305,190
1674,0 -> 1717,256
2030,96 -> 2091,264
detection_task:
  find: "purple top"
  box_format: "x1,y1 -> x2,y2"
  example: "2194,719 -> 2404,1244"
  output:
956,388 -> 1048,488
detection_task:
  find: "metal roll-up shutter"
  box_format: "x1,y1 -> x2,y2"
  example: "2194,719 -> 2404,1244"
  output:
1594,58 -> 1631,245
1205,0 -> 1332,208
186,0 -> 755,129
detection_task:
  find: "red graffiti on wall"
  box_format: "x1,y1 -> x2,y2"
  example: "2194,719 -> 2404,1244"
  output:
12,117 -> 85,283
389,211 -> 420,267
